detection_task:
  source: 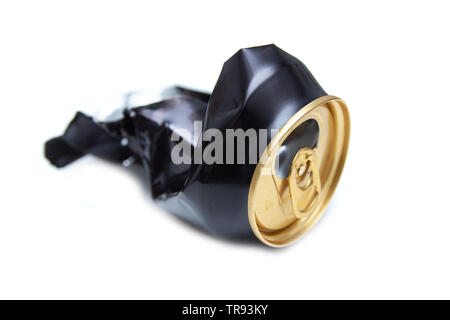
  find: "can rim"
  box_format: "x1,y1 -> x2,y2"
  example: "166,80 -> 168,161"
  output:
248,95 -> 351,247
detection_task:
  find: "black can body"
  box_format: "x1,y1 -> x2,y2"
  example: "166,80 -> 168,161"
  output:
45,44 -> 327,239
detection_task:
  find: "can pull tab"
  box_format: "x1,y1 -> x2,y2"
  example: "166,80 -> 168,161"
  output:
288,147 -> 321,219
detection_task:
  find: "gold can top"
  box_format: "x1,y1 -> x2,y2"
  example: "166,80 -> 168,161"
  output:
248,95 -> 350,247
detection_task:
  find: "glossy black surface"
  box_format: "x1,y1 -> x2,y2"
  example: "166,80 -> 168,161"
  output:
45,44 -> 327,240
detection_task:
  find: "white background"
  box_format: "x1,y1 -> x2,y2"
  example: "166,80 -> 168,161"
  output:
1,0 -> 449,299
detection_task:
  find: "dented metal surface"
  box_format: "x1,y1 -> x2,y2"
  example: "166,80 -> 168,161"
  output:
45,44 -> 328,240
